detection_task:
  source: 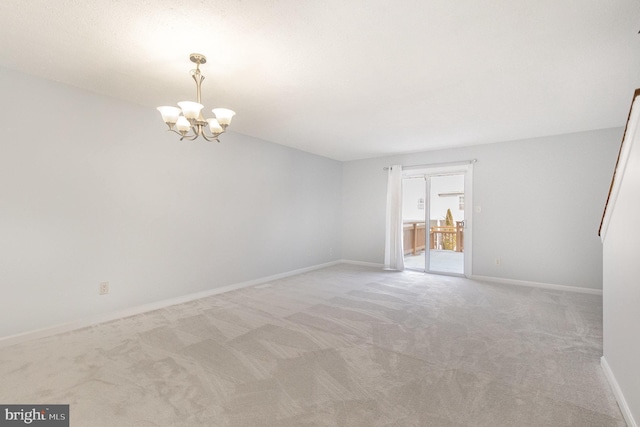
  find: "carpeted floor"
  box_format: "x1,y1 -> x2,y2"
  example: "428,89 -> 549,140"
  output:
0,264 -> 625,426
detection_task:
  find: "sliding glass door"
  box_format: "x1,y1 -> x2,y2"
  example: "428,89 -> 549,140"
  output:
402,164 -> 472,277
402,177 -> 427,271
427,174 -> 465,274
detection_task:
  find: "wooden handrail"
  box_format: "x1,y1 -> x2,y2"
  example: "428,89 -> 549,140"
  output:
599,88 -> 640,236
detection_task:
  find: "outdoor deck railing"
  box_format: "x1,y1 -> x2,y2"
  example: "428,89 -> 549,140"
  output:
403,221 -> 464,255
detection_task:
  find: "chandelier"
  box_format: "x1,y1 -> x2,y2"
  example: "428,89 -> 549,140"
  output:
157,53 -> 235,142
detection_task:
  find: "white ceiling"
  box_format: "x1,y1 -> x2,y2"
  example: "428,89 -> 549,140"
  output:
1,0 -> 639,161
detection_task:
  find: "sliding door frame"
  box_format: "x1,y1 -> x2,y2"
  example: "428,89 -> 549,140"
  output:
402,163 -> 473,277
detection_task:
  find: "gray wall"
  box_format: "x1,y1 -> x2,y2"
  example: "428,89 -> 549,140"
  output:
0,67 -> 342,338
342,128 -> 621,290
602,102 -> 640,424
0,64 -> 624,340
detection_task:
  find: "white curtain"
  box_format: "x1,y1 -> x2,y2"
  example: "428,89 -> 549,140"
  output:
384,165 -> 405,271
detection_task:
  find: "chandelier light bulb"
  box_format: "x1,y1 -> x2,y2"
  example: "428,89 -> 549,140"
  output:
207,118 -> 223,134
177,101 -> 204,120
157,106 -> 181,125
212,108 -> 236,127
175,116 -> 192,132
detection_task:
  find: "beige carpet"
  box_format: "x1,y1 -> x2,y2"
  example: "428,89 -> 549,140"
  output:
0,264 -> 624,426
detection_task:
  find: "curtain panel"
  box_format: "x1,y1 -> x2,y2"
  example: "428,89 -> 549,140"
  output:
384,165 -> 404,271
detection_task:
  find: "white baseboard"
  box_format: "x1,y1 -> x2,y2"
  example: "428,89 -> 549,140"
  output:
0,260 -> 342,349
340,259 -> 384,268
337,264 -> 602,296
601,356 -> 638,427
1,263 -> 603,348
470,275 -> 603,295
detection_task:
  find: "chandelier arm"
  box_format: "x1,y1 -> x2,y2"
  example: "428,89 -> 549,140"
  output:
201,127 -> 224,142
172,127 -> 197,141
185,131 -> 200,141
167,129 -> 191,140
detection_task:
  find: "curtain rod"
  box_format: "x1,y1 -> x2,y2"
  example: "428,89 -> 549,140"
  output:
383,159 -> 477,171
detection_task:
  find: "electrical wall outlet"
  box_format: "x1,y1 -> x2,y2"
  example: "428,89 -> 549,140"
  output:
99,282 -> 109,295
